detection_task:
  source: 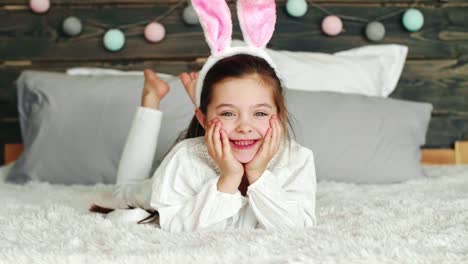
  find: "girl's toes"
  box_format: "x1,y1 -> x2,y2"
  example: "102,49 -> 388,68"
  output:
91,190 -> 129,210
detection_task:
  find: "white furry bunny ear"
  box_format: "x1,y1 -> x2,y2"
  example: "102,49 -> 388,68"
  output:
191,0 -> 232,55
237,0 -> 277,48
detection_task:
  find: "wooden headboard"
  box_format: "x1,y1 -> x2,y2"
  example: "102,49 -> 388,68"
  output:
4,142 -> 468,165
1,0 -> 468,165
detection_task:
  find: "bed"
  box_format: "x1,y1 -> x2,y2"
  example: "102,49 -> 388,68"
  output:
1,73 -> 466,262
2,135 -> 468,263
0,160 -> 467,263
2,0 -> 468,263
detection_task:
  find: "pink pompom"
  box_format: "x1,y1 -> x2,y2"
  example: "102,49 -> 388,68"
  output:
321,15 -> 343,36
29,0 -> 50,14
144,22 -> 166,43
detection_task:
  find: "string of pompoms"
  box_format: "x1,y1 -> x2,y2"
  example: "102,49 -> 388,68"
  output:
286,0 -> 424,41
29,0 -> 198,51
28,0 -> 424,52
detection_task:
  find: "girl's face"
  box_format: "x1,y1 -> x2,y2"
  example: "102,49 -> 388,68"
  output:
204,75 -> 278,163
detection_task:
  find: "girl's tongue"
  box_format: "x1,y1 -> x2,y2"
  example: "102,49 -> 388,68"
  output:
230,139 -> 258,150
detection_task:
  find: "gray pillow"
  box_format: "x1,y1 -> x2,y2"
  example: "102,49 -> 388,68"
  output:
6,71 -> 193,184
7,70 -> 432,185
284,90 -> 433,184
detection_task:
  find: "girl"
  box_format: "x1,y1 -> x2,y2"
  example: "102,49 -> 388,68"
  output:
92,54 -> 317,232
90,0 -> 317,232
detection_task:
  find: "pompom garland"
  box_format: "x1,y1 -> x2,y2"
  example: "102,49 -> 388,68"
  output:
30,0 -> 425,52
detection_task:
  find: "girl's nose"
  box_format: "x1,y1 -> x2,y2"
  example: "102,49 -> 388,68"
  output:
236,122 -> 253,133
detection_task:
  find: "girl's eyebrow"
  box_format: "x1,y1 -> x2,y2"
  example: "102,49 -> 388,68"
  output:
216,103 -> 273,109
253,103 -> 273,109
216,103 -> 236,109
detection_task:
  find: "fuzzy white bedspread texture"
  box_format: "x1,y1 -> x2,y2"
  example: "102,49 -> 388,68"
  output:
0,166 -> 467,264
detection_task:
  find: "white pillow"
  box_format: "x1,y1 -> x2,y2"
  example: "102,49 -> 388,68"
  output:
69,43 -> 408,97
66,67 -> 174,80
334,45 -> 408,97
232,40 -> 408,97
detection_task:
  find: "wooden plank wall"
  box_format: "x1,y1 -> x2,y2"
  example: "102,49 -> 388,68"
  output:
1,0 -> 468,164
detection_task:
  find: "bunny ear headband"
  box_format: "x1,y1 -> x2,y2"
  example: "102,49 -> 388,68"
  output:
191,0 -> 279,107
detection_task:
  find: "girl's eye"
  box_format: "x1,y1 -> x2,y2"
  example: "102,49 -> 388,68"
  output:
221,112 -> 234,117
255,112 -> 268,117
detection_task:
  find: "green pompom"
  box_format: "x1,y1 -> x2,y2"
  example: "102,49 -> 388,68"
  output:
402,8 -> 424,32
103,29 -> 125,52
286,0 -> 308,18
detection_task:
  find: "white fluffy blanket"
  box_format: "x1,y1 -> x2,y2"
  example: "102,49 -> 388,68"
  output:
1,165 -> 467,264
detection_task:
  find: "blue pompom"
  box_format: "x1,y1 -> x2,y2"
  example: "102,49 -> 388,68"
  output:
402,8 -> 424,32
286,0 -> 308,18
103,29 -> 125,52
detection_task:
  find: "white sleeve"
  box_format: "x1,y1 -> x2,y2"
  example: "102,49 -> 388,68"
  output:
116,107 -> 162,184
150,146 -> 245,233
247,151 -> 317,230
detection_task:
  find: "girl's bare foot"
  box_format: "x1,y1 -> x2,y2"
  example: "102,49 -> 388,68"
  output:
141,69 -> 171,109
88,190 -> 129,214
179,71 -> 198,105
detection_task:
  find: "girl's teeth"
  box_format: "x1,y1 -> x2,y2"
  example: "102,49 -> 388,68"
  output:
234,140 -> 254,146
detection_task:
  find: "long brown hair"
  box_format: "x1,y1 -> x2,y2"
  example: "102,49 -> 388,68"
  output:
182,54 -> 294,142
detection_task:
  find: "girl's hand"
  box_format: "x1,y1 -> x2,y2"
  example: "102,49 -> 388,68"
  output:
180,71 -> 198,106
245,115 -> 282,184
141,69 -> 170,109
206,119 -> 244,193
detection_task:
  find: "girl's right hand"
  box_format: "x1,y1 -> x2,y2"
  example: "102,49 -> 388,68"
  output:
206,119 -> 244,193
141,69 -> 170,110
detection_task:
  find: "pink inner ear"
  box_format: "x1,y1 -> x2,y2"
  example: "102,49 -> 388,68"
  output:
238,0 -> 276,48
192,0 -> 232,55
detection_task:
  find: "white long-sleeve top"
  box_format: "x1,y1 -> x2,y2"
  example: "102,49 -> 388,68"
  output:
116,107 -> 317,232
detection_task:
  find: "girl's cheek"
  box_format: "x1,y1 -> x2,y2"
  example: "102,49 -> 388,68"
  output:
220,122 -> 235,134
258,122 -> 271,137
206,114 -> 221,125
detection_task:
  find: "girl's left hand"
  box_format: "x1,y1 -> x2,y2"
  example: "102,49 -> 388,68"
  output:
245,115 -> 282,184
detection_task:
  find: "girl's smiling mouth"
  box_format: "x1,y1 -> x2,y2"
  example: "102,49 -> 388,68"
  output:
230,139 -> 259,150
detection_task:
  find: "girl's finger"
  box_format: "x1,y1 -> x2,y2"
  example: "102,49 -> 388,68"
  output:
276,117 -> 283,147
264,116 -> 274,151
271,116 -> 280,153
262,127 -> 273,157
205,120 -> 215,156
213,121 -> 223,158
220,129 -> 231,158
256,137 -> 266,158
